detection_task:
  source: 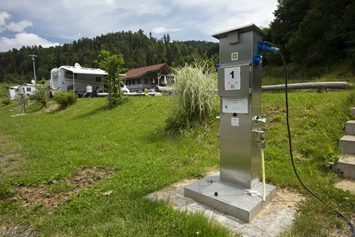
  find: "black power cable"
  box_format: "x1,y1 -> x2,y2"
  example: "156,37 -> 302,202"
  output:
278,51 -> 355,237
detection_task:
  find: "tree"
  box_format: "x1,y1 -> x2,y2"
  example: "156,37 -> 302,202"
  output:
0,30 -> 218,84
95,50 -> 125,109
268,0 -> 311,63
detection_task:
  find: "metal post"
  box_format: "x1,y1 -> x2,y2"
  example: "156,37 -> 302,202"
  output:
73,73 -> 75,94
20,86 -> 26,114
117,67 -> 122,103
29,55 -> 37,84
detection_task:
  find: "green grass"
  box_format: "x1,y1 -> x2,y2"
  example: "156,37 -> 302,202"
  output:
262,63 -> 355,86
0,90 -> 355,236
0,97 -> 229,236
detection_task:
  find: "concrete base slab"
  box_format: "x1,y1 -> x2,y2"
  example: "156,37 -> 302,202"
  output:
184,172 -> 277,223
332,155 -> 355,179
145,176 -> 303,237
11,113 -> 27,117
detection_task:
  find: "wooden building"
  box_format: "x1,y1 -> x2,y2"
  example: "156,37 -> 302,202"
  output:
123,63 -> 174,92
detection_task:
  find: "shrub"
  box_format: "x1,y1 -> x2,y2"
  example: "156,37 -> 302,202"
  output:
1,97 -> 10,105
108,86 -> 120,107
33,79 -> 49,108
54,91 -> 77,108
165,60 -> 218,133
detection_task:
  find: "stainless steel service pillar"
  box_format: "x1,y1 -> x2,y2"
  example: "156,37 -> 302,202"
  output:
184,24 -> 277,223
213,24 -> 265,189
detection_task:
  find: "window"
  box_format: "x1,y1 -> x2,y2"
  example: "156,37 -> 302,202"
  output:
26,87 -> 31,92
95,77 -> 101,82
52,70 -> 58,79
138,79 -> 141,84
65,71 -> 78,79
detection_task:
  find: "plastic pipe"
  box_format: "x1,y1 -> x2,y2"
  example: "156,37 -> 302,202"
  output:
261,146 -> 266,202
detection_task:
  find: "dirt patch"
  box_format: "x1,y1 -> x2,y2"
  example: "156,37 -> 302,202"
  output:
0,153 -> 17,161
41,103 -> 59,113
16,166 -> 114,208
265,188 -> 305,208
335,179 -> 355,194
0,223 -> 33,237
334,176 -> 355,236
0,153 -> 21,174
8,107 -> 21,112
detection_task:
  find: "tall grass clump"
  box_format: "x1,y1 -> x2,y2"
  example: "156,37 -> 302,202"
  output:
165,61 -> 218,133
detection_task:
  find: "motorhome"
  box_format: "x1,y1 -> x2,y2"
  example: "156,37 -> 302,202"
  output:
50,63 -> 108,96
49,63 -> 129,96
7,84 -> 36,100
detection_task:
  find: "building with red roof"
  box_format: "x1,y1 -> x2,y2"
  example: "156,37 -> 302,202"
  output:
123,63 -> 174,92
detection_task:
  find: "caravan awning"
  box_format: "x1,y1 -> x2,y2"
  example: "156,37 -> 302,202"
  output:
60,65 -> 108,76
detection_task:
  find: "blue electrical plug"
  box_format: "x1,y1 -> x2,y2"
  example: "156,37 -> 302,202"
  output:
257,41 -> 280,54
253,41 -> 280,67
253,54 -> 262,67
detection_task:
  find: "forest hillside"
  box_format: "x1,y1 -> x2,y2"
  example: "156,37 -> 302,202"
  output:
0,0 -> 354,84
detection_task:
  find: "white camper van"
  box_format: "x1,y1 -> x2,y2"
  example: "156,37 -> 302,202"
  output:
8,86 -> 19,100
7,84 -> 37,100
50,63 -> 130,97
50,63 -> 108,97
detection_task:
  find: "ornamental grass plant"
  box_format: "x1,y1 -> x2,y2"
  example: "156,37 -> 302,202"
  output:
165,61 -> 218,133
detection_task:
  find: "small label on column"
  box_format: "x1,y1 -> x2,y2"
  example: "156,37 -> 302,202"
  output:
231,52 -> 238,61
222,97 -> 248,113
231,118 -> 239,126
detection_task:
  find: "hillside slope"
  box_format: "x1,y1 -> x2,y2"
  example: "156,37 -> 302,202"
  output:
0,91 -> 355,236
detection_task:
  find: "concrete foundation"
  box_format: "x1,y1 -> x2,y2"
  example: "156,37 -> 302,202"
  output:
11,113 -> 27,117
184,172 -> 277,223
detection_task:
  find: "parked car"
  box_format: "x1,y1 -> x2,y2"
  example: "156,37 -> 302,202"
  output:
147,89 -> 161,96
121,85 -> 130,93
94,89 -> 108,97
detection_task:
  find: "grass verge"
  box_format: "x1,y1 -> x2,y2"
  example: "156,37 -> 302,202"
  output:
0,90 -> 354,236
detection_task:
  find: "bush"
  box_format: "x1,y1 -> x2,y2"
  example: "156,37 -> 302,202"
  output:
108,86 -> 120,107
1,97 -> 10,105
165,60 -> 218,133
54,91 -> 77,108
33,83 -> 49,108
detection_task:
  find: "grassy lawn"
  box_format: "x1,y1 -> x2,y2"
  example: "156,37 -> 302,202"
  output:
1,90 -> 355,236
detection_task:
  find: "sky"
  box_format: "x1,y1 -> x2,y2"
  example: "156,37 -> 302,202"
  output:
0,0 -> 278,52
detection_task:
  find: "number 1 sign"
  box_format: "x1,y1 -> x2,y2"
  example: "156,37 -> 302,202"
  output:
224,67 -> 241,90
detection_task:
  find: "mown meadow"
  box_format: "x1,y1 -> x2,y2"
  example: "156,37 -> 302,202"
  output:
0,89 -> 355,236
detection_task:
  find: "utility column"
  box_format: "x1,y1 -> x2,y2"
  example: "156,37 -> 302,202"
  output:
185,24 -> 277,223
